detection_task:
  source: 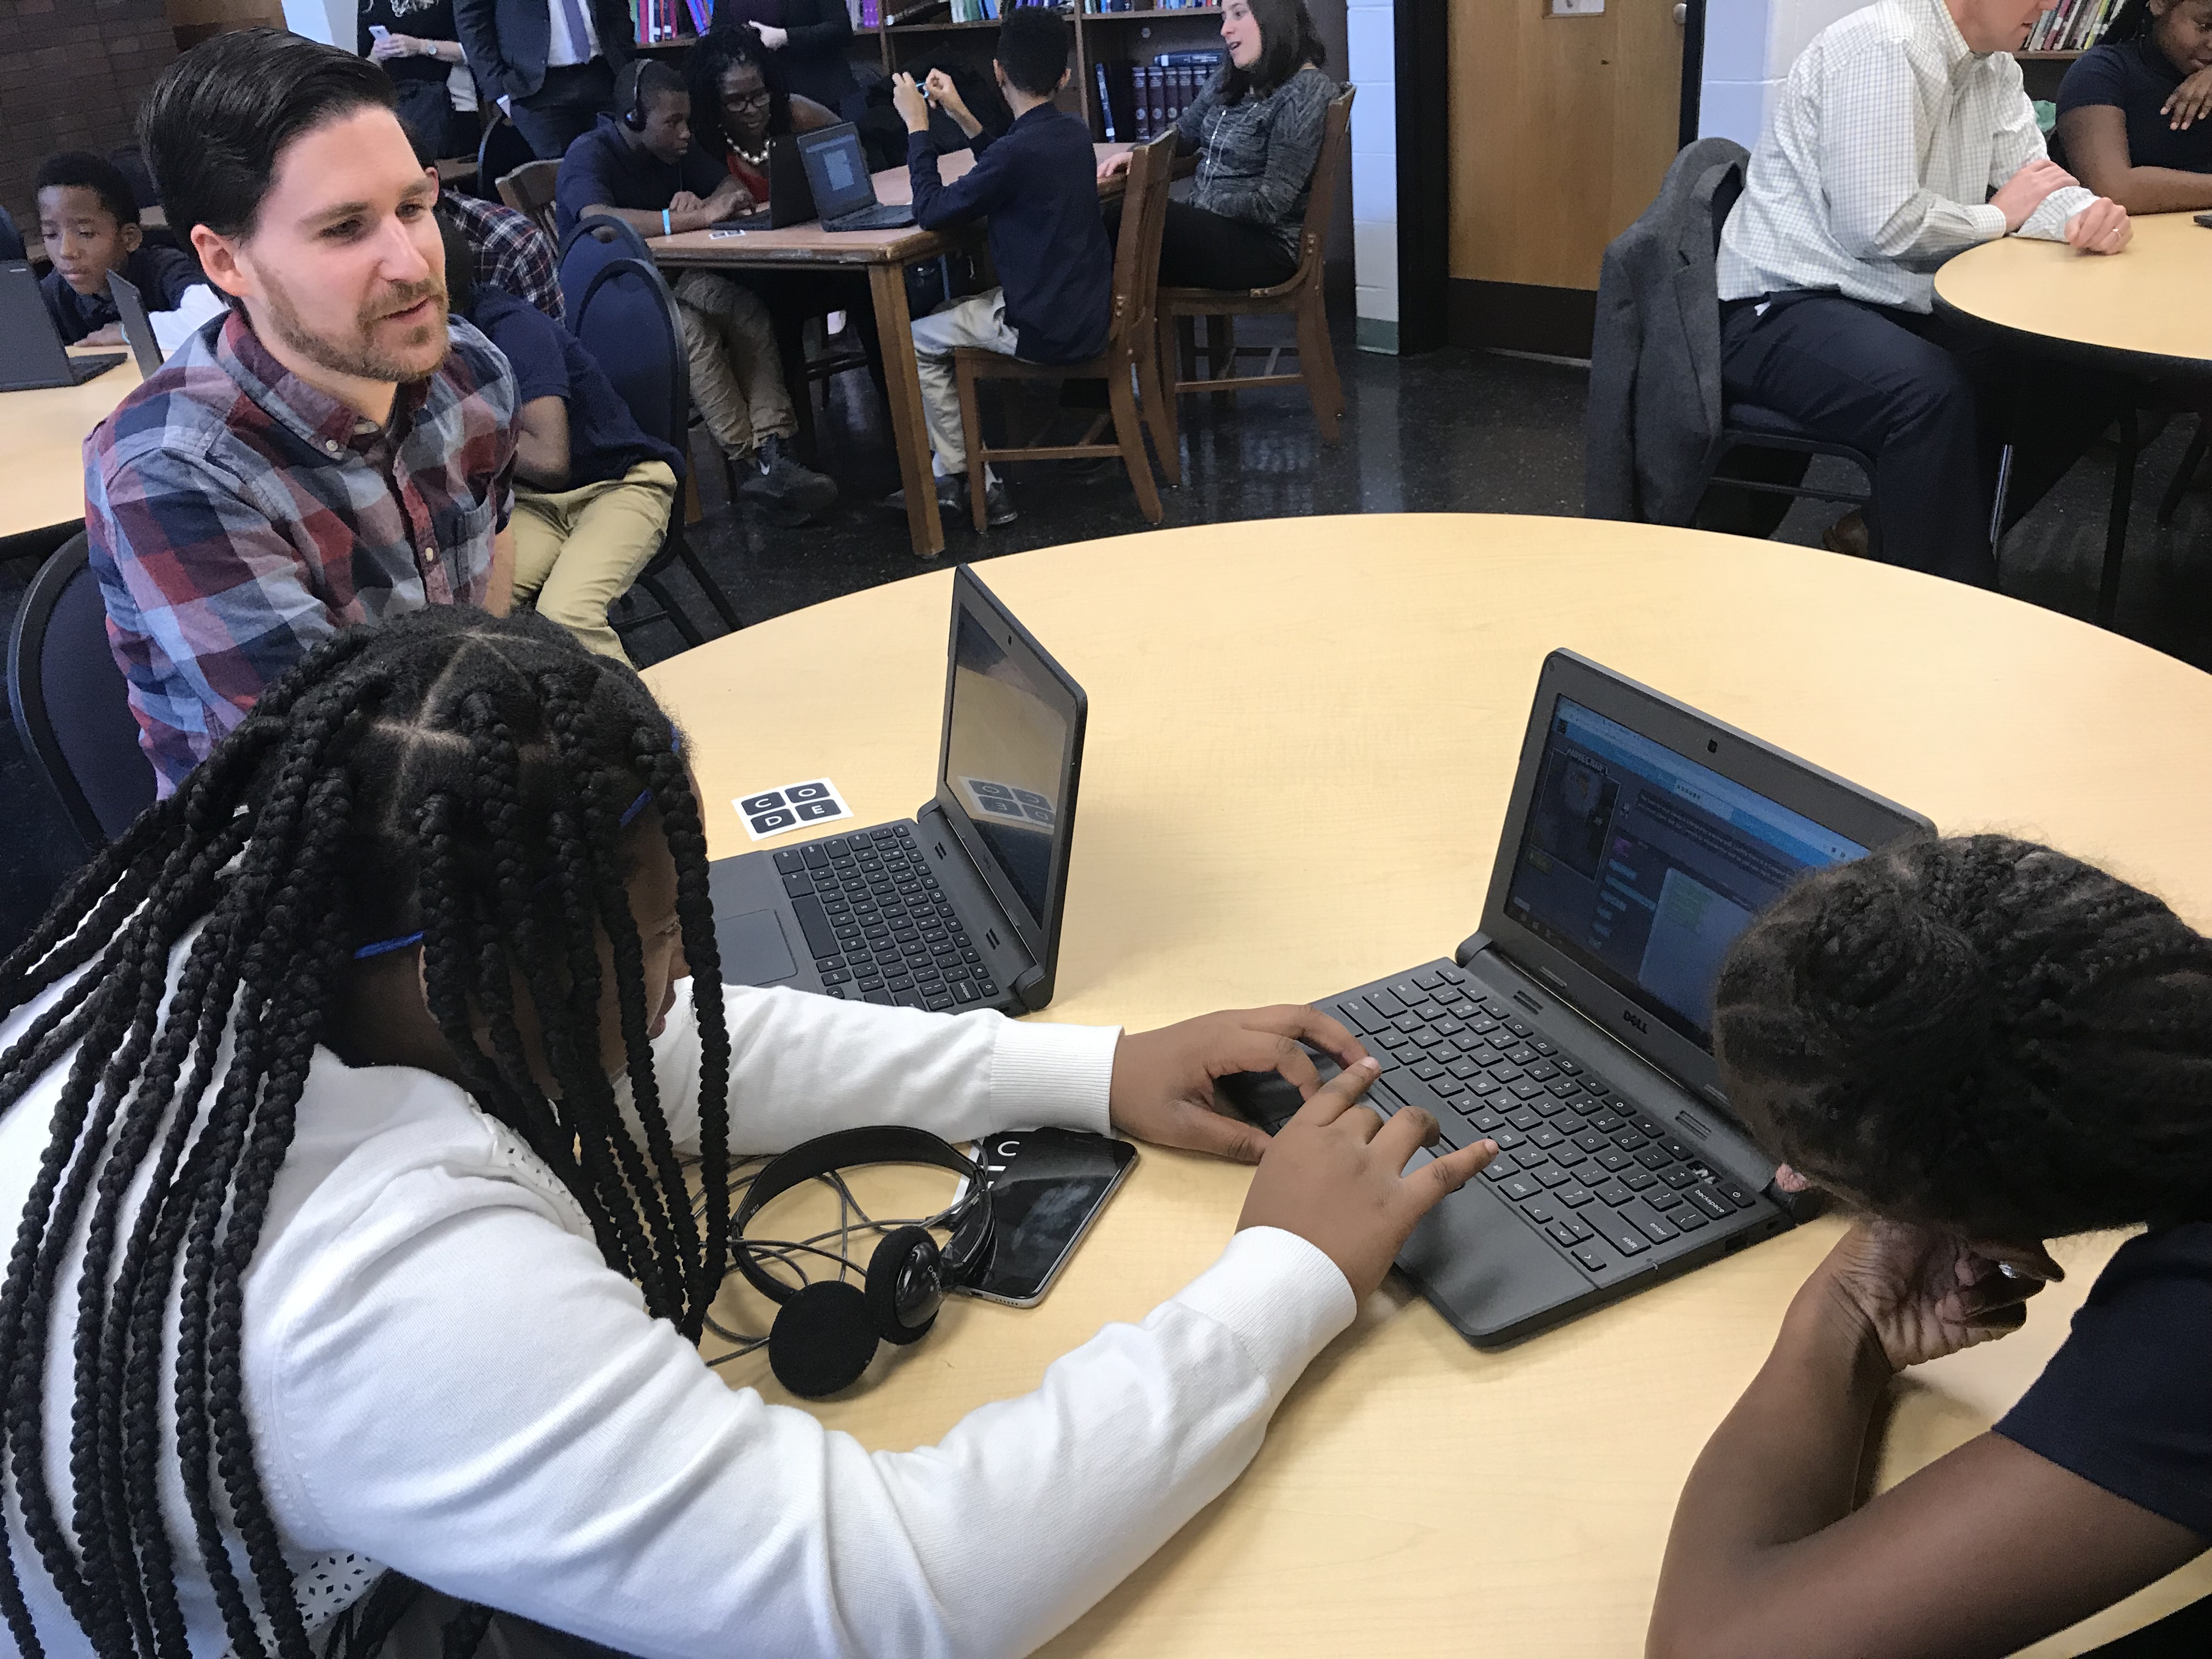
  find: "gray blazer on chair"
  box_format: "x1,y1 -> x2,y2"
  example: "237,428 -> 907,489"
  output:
1584,137 -> 1749,526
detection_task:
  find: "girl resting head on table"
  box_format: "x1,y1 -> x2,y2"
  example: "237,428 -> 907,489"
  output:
0,606 -> 1494,1659
1649,834 -> 2212,1659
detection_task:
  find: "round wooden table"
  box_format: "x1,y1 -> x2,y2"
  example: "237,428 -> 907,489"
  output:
642,515 -> 2212,1658
0,352 -> 138,548
1934,208 -> 2212,376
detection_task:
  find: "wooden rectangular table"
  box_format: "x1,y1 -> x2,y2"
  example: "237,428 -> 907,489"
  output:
648,142 -> 1131,560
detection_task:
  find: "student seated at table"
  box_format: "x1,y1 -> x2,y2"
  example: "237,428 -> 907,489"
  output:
89,29 -> 517,797
893,6 -> 1111,528
556,58 -> 837,522
405,116 -> 567,320
33,151 -> 200,347
1098,0 -> 1335,291
0,601 -> 1497,1659
1646,834 -> 2212,1659
447,226 -> 677,663
1718,0 -> 2136,589
2057,0 -> 2212,212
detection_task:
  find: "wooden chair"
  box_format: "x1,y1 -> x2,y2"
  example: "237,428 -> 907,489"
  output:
950,128 -> 1179,532
1154,86 -> 1355,452
496,159 -> 561,244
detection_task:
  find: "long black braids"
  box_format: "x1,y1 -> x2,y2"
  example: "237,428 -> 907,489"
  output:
0,607 -> 733,1658
1713,833 -> 2212,1242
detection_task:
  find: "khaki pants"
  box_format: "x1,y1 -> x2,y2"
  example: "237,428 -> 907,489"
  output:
911,287 -> 1020,473
672,269 -> 797,460
509,460 -> 677,664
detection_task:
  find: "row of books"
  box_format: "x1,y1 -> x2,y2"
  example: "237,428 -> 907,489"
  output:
1082,0 -> 1219,10
1091,50 -> 1223,142
635,0 -> 708,43
2021,0 -> 2118,52
858,0 -> 1062,19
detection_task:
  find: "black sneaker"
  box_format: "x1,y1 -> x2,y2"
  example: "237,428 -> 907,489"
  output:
975,479 -> 1017,528
881,474 -> 963,514
737,434 -> 837,520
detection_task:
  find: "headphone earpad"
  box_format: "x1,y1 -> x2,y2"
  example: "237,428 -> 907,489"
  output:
866,1225 -> 944,1346
767,1280 -> 878,1398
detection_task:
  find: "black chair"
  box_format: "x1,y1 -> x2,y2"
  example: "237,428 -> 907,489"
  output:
571,256 -> 743,647
7,533 -> 156,851
474,113 -> 538,203
557,214 -> 652,328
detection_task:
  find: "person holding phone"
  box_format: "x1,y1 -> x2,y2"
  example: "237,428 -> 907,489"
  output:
360,0 -> 476,159
1646,834 -> 2212,1659
2057,0 -> 2212,211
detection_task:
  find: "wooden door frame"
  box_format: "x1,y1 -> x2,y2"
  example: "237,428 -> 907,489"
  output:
1396,0 -> 1452,354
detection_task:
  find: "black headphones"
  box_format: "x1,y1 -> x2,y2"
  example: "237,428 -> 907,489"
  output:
732,1127 -> 996,1398
618,60 -> 650,129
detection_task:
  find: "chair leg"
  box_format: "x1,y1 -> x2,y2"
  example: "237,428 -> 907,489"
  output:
2099,407 -> 2138,630
1155,312 -> 1184,464
774,312 -> 817,462
955,355 -> 988,534
640,572 -> 706,648
1106,359 -> 1163,524
1136,324 -> 1181,488
2158,414 -> 2208,528
675,534 -> 742,634
1176,314 -> 1198,385
1296,287 -> 1342,443
1206,316 -> 1233,410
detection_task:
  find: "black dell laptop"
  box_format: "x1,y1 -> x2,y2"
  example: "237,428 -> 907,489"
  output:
708,565 -> 1086,1014
0,263 -> 127,391
711,135 -> 815,230
796,123 -> 914,232
1223,650 -> 1932,1346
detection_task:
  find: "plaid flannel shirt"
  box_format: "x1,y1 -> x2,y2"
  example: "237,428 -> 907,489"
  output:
1718,0 -> 2094,313
443,189 -> 565,321
86,309 -> 517,794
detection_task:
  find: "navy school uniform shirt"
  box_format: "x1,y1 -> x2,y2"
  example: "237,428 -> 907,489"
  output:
467,284 -> 682,488
1996,1221 -> 2212,1539
554,114 -> 729,241
908,104 -> 1111,366
40,243 -> 198,346
2057,36 -> 2212,174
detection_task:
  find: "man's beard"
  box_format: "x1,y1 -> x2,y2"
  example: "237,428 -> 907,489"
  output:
262,268 -> 450,386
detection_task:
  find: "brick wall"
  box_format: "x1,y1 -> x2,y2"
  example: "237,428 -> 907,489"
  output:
0,0 -> 179,242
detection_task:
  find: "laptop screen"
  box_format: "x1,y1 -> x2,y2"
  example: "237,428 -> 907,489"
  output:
1502,696 -> 1867,1047
941,603 -> 1073,927
797,127 -> 875,221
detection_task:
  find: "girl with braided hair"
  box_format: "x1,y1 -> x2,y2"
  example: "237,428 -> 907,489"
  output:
0,605 -> 1494,1659
1648,833 -> 2212,1659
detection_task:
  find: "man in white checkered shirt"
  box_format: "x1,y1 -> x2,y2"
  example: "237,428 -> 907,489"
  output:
1718,0 -> 2133,586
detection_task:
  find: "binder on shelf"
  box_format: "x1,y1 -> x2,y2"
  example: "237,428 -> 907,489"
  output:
1094,60 -> 1118,139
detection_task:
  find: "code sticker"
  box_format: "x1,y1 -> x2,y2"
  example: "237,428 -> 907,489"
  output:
735,778 -> 854,840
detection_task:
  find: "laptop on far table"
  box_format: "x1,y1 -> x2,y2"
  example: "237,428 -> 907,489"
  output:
107,270 -> 166,376
0,263 -> 127,391
708,564 -> 1086,1014
1220,649 -> 1933,1347
796,123 -> 915,232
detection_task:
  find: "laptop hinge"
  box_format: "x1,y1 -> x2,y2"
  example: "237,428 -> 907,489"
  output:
1453,930 -> 1491,967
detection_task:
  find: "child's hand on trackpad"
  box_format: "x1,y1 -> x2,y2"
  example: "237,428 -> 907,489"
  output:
1109,1005 -> 1369,1163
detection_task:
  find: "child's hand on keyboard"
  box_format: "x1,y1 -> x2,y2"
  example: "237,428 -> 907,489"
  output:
1110,1004 -> 1369,1163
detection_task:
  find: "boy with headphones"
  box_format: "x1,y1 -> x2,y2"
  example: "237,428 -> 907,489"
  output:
555,59 -> 838,522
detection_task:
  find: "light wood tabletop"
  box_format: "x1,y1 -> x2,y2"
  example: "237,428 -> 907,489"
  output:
1933,208 -> 2212,374
0,349 -> 139,546
642,514 -> 2212,1658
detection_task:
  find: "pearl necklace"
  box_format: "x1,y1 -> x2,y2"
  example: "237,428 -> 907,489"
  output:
730,136 -> 771,167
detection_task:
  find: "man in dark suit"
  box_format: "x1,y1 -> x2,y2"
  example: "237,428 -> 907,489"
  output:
455,0 -> 631,159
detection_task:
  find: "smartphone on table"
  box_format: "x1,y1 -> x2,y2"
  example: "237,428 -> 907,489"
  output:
958,1128 -> 1137,1307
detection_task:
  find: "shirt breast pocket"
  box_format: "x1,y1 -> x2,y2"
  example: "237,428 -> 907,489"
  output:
427,489 -> 499,607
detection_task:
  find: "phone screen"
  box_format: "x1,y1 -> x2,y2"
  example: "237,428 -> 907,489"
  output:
960,1128 -> 1136,1306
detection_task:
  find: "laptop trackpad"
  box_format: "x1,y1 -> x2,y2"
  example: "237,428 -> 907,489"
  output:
1397,1159 -> 1595,1346
719,907 -> 799,985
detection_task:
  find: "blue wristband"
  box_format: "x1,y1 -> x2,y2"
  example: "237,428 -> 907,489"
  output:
662,208 -> 672,236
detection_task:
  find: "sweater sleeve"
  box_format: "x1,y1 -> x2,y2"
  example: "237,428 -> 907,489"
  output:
255,1153 -> 1356,1659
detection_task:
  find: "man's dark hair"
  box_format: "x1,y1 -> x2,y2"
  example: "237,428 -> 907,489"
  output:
32,152 -> 140,227
0,607 -> 732,1659
620,57 -> 689,124
687,26 -> 793,157
1713,833 -> 2212,1241
139,27 -> 398,240
1222,0 -> 1326,102
995,5 -> 1071,98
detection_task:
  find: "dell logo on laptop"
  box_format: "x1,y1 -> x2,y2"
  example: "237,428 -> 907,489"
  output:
1621,1008 -> 1649,1035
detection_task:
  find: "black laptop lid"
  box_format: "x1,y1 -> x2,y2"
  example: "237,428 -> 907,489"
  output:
795,125 -> 877,221
108,270 -> 165,376
1479,650 -> 1932,1115
932,566 -> 1087,996
0,262 -> 77,391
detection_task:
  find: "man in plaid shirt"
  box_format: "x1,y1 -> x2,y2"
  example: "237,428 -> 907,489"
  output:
1718,0 -> 2131,586
88,30 -> 518,795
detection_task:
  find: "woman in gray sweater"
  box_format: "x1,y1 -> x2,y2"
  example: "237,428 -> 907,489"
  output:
1101,0 -> 1336,289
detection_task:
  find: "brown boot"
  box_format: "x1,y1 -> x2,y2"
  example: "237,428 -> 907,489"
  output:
1821,509 -> 1870,561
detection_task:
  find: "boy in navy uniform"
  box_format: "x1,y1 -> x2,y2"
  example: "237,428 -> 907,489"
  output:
35,153 -> 200,347
894,5 -> 1110,528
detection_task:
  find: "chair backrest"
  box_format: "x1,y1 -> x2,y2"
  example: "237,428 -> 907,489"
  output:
557,214 -> 652,328
475,114 -> 538,201
1105,128 -> 1179,351
498,159 -> 562,242
572,255 -> 691,456
1288,86 -> 1356,285
6,533 -> 156,849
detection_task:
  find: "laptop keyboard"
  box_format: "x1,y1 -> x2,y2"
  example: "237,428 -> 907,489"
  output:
771,823 -> 1000,1011
1324,967 -> 1762,1278
826,203 -> 913,230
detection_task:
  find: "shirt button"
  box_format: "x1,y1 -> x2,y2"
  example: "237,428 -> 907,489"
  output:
324,440 -> 341,454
